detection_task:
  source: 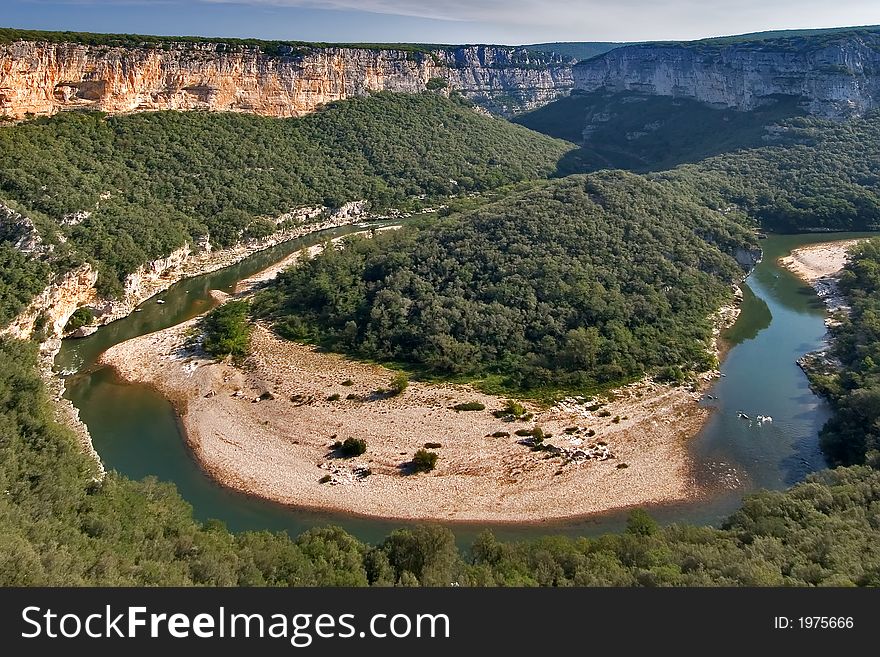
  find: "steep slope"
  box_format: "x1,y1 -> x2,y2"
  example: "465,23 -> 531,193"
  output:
514,90 -> 804,173
0,29 -> 573,119
658,112 -> 880,232
0,93 -> 572,338
573,27 -> 880,118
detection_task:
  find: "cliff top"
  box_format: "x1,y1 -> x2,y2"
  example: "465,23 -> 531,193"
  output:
0,26 -> 560,62
574,24 -> 880,67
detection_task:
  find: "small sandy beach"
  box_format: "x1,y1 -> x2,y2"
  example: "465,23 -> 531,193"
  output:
779,239 -> 867,317
779,239 -> 864,282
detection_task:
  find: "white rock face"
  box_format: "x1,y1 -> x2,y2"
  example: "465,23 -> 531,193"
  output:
0,41 -> 573,119
574,32 -> 880,117
1,202 -> 48,255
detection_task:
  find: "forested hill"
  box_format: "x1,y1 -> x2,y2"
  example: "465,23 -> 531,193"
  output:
516,93 -> 880,233
658,113 -> 880,232
0,93 -> 571,299
253,172 -> 756,393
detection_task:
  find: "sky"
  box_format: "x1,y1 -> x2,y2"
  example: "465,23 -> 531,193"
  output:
3,0 -> 880,45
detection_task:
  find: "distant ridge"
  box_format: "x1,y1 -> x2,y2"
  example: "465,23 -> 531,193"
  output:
523,24 -> 880,62
521,42 -> 628,62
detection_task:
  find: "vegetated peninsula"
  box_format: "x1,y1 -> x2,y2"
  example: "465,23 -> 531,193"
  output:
97,83 -> 880,519
101,172 -> 756,521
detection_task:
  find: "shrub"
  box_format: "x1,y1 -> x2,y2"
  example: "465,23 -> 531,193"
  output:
597,409 -> 611,417
319,474 -> 332,484
424,442 -> 442,449
64,307 -> 95,332
341,379 -> 354,386
505,400 -> 526,416
612,415 -> 621,424
489,431 -> 510,438
452,401 -> 485,412
493,399 -> 526,418
657,365 -> 687,384
426,77 -> 447,90
411,449 -> 438,473
327,393 -> 341,401
337,438 -> 367,457
389,372 -> 409,396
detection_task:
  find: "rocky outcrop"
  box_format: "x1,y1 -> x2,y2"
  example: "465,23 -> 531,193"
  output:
574,30 -> 880,117
734,246 -> 763,270
3,199 -> 377,351
0,40 -> 572,119
1,202 -> 49,255
2,264 -> 99,351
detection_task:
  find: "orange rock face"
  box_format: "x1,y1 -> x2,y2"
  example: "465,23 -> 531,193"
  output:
0,41 -> 573,119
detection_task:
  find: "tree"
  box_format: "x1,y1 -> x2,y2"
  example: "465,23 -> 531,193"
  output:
625,509 -> 659,537
200,301 -> 252,358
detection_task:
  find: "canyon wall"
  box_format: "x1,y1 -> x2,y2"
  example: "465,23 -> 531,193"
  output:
574,30 -> 880,117
0,40 -> 573,119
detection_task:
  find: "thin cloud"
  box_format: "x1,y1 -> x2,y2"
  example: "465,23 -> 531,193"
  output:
14,0 -> 880,41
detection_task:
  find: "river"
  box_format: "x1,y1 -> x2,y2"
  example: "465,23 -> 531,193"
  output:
54,230 -> 875,545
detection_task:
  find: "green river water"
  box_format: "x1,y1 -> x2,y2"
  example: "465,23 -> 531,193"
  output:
54,229 -> 876,544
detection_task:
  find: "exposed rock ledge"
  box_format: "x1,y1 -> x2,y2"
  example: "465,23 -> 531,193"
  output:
3,200 -> 372,352
2,200 -> 376,471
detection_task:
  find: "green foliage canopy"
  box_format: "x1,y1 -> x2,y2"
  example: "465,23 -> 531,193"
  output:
254,172 -> 755,393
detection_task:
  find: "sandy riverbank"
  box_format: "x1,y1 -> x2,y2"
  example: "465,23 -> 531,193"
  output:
101,321 -> 720,522
779,239 -> 866,316
778,239 -> 864,283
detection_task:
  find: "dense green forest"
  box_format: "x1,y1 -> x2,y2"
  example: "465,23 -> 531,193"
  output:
811,239 -> 880,467
253,172 -> 755,393
517,90 -> 880,232
0,242 -> 50,327
3,335 -> 880,586
662,114 -> 880,232
0,93 -> 570,297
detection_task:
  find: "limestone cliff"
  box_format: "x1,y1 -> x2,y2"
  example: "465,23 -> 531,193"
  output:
2,199 -> 374,351
574,30 -> 880,117
2,263 -> 98,346
0,40 -> 572,119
